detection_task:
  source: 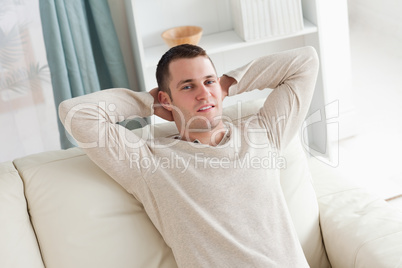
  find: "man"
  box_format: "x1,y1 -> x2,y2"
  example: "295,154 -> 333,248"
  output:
59,45 -> 319,267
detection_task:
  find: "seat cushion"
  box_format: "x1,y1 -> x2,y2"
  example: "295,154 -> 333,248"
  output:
0,162 -> 44,268
13,149 -> 177,268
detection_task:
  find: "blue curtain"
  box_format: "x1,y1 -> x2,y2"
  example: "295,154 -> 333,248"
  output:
39,0 -> 130,149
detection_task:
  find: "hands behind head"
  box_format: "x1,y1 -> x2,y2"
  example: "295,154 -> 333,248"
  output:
219,75 -> 236,101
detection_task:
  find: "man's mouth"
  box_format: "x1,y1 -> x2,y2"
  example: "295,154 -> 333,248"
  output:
198,105 -> 214,112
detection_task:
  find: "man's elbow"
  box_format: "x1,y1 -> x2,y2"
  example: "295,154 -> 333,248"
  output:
305,46 -> 320,71
58,100 -> 69,125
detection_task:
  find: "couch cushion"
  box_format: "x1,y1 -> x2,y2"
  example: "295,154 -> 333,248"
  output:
13,150 -> 177,268
280,139 -> 330,268
309,157 -> 402,268
0,161 -> 44,268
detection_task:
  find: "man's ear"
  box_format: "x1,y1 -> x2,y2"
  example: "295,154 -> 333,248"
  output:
158,91 -> 173,111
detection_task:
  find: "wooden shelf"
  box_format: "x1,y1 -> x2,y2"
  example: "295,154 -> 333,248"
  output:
144,19 -> 317,68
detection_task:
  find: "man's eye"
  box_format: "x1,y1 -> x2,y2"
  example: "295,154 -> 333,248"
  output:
206,80 -> 215,85
182,85 -> 191,90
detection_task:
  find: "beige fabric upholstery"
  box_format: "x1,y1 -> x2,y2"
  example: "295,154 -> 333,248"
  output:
0,162 -> 44,268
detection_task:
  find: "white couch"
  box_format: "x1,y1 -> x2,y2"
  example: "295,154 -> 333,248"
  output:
1,99 -> 402,268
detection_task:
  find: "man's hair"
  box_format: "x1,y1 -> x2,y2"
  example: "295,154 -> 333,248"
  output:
156,44 -> 215,98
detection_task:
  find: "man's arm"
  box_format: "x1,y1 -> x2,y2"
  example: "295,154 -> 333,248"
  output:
224,46 -> 319,150
59,88 -> 155,200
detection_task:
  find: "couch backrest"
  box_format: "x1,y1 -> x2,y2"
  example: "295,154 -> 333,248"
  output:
10,99 -> 329,268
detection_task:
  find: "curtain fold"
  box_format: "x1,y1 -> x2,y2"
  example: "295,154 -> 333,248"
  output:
39,0 -> 130,149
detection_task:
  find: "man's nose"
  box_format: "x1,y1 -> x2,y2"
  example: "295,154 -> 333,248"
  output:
196,84 -> 211,100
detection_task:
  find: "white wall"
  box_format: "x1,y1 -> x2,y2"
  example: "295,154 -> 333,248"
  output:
348,0 -> 402,40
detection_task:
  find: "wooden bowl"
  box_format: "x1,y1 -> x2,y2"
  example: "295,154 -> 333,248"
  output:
161,26 -> 203,47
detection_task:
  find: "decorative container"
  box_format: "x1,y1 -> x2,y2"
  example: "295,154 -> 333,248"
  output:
161,26 -> 203,47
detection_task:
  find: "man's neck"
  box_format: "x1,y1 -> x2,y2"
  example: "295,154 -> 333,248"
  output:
180,122 -> 226,146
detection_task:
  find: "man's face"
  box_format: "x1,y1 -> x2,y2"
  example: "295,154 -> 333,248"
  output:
164,56 -> 224,135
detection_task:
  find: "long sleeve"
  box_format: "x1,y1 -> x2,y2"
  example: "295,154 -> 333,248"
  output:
225,46 -> 319,150
58,88 -> 154,200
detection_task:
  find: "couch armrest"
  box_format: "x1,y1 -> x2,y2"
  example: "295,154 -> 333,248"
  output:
308,158 -> 402,268
0,161 -> 44,268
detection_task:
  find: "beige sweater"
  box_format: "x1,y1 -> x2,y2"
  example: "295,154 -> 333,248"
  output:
59,47 -> 319,267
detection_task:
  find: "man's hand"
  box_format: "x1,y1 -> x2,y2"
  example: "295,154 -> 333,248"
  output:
219,75 -> 236,101
149,87 -> 174,121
